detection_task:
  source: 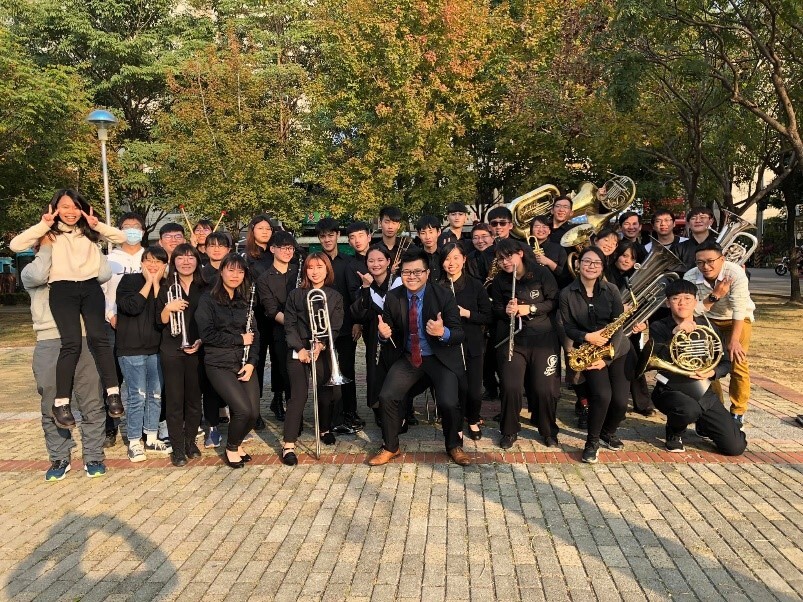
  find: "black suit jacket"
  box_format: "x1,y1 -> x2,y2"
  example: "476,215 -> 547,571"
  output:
381,282 -> 465,376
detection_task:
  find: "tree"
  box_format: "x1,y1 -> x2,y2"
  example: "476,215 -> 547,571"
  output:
0,28 -> 94,242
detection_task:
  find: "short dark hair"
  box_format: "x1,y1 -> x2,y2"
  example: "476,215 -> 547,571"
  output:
695,241 -> 723,255
686,206 -> 715,221
618,211 -> 641,225
316,217 -> 340,235
206,232 -> 232,248
487,206 -> 513,221
142,244 -> 168,264
494,237 -> 523,258
446,202 -> 469,214
665,278 -> 698,298
159,222 -> 185,237
346,221 -> 371,236
400,247 -> 428,268
194,219 -> 214,230
529,214 -> 552,230
471,222 -> 492,235
366,244 -> 391,261
415,215 -> 441,232
117,212 -> 145,230
552,196 -> 572,208
439,241 -> 467,265
169,243 -> 204,286
269,230 -> 297,249
651,209 -> 675,224
379,206 -> 402,222
594,226 -> 619,242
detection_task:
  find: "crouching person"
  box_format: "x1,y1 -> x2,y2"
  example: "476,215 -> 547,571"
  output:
648,279 -> 746,456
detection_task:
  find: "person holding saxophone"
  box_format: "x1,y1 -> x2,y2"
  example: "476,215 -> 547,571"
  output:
280,253 -> 344,467
195,254 -> 260,469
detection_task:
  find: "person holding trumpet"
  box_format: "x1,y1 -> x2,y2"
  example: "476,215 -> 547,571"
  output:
195,254 -> 260,469
280,253 -> 344,467
528,214 -> 568,286
156,244 -> 205,467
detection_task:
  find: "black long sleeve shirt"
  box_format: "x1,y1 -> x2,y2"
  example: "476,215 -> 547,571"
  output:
559,278 -> 627,362
195,291 -> 261,371
284,286 -> 344,353
116,273 -> 162,356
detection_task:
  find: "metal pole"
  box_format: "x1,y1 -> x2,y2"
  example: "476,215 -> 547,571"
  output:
100,138 -> 112,226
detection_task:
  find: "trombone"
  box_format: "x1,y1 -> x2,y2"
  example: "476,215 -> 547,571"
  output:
306,288 -> 351,459
167,272 -> 192,350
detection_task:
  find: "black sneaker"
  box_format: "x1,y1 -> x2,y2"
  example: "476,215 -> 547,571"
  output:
582,442 -> 599,464
346,412 -> 366,429
320,432 -> 336,445
185,442 -> 202,459
171,452 -> 188,467
499,434 -> 517,449
665,435 -> 685,453
52,404 -> 76,429
106,393 -> 125,418
254,415 -> 266,431
103,432 -> 117,448
600,434 -> 624,451
332,423 -> 357,435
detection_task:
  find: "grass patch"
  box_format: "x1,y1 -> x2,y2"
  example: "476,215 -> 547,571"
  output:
0,311 -> 35,347
750,295 -> 803,391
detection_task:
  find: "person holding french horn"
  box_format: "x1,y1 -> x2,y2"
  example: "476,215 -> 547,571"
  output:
644,279 -> 746,456
195,254 -> 260,469
156,243 -> 205,467
280,252 -> 344,467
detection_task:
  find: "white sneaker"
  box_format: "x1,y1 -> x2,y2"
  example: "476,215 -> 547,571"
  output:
128,441 -> 147,463
144,439 -> 172,454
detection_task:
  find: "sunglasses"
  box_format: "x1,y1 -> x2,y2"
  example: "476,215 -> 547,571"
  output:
489,220 -> 509,227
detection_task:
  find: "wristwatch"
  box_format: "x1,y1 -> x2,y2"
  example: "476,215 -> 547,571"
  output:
529,304 -> 537,316
707,293 -> 720,303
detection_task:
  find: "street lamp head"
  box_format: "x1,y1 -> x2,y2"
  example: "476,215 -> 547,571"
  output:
86,109 -> 118,142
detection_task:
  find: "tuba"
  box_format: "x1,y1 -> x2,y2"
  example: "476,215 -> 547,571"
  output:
715,210 -> 758,266
507,184 -> 560,240
560,212 -> 618,278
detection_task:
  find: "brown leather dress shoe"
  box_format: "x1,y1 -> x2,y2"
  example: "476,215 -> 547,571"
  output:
449,447 -> 471,466
368,448 -> 400,466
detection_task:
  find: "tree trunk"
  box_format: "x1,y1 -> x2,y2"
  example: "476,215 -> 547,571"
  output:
780,168 -> 803,303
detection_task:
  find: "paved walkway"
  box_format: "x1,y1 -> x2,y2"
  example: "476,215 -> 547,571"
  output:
0,346 -> 802,601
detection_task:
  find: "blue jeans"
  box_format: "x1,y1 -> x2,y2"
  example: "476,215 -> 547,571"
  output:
118,354 -> 163,441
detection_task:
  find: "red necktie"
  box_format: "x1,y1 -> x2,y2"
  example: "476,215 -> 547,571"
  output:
409,294 -> 422,367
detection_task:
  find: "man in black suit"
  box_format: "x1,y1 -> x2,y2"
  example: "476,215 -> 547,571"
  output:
369,248 -> 470,466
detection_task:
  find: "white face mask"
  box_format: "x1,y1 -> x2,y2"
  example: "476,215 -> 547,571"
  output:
123,228 -> 143,245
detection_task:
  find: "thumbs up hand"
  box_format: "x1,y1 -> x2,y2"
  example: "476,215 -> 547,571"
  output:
377,315 -> 392,340
426,311 -> 445,338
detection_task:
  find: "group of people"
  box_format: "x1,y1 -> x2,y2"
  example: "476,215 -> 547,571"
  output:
11,189 -> 753,480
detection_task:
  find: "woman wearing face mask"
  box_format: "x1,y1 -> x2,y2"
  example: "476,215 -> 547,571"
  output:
440,242 -> 493,441
157,244 -> 206,466
350,246 -> 402,427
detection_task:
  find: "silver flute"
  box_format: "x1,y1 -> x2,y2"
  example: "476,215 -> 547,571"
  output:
241,284 -> 256,368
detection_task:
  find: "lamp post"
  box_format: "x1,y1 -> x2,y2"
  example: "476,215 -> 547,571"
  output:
86,109 -> 118,227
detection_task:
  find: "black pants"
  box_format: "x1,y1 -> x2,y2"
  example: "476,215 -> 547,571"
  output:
283,352 -> 336,443
270,330 -> 290,399
205,365 -> 260,450
201,364 -> 225,427
49,279 -> 118,398
653,385 -> 746,456
331,335 -> 358,424
378,354 -> 461,453
627,335 -> 654,412
461,352 -> 484,425
583,355 -> 630,444
162,352 -> 203,455
255,312 -> 271,398
498,337 -> 560,438
482,335 -> 499,394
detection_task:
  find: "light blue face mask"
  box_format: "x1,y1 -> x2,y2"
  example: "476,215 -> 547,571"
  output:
123,228 -> 143,245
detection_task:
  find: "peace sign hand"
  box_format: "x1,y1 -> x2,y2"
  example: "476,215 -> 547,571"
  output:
41,205 -> 56,226
81,206 -> 99,229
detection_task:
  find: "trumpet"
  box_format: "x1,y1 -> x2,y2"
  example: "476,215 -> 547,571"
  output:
307,288 -> 351,459
168,272 -> 192,350
241,284 -> 256,368
527,235 -> 544,257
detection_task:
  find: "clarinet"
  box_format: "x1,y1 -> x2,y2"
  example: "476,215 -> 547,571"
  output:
241,284 -> 256,368
295,250 -> 303,289
449,276 -> 467,370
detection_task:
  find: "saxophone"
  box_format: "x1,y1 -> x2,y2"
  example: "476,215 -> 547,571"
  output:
567,291 -> 638,372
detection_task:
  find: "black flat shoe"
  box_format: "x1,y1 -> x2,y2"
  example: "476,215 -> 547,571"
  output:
171,452 -> 188,467
240,453 -> 252,462
185,442 -> 202,459
254,415 -> 266,431
499,434 -> 517,449
466,425 -> 482,441
320,432 -> 336,445
281,447 -> 298,466
52,404 -> 76,429
106,393 -> 125,418
224,452 -> 244,469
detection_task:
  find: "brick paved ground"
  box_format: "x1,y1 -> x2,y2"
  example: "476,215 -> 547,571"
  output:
0,345 -> 802,601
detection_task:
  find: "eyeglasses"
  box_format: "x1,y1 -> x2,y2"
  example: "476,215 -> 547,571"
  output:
161,234 -> 185,241
489,220 -> 509,227
695,257 -> 723,268
400,269 -> 427,277
274,245 -> 296,252
580,260 -> 603,268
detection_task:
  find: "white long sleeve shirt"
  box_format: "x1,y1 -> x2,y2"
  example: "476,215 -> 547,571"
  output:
684,260 -> 755,322
102,246 -> 144,321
